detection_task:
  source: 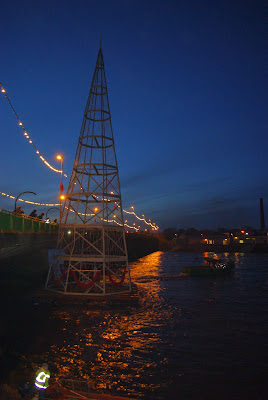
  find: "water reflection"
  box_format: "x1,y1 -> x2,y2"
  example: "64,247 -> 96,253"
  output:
33,251 -> 268,399
45,251 -> 173,398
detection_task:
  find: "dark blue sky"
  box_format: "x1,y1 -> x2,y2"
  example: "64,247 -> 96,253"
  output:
0,0 -> 267,229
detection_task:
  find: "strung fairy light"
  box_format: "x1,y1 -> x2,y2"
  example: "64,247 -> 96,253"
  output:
0,84 -> 158,229
0,191 -> 59,206
0,190 -> 158,230
123,209 -> 159,229
0,82 -> 64,175
90,195 -> 159,229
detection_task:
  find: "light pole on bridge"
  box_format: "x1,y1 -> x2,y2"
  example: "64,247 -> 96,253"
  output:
15,191 -> 37,212
46,207 -> 60,221
56,155 -> 64,223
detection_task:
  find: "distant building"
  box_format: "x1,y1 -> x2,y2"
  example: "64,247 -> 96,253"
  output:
176,230 -> 268,248
178,232 -> 229,246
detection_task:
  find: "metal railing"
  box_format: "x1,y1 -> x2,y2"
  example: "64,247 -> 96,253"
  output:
0,207 -> 59,234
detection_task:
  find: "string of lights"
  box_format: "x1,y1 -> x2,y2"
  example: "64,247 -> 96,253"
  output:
0,83 -> 159,230
0,191 -> 60,206
0,191 -> 158,230
0,83 -> 68,176
123,209 -> 159,229
115,203 -> 159,229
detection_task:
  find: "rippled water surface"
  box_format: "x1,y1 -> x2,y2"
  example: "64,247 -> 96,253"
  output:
42,252 -> 268,399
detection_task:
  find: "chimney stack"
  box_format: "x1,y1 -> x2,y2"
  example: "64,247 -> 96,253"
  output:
260,198 -> 265,231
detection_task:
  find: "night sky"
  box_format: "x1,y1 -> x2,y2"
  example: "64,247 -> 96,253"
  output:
0,0 -> 267,229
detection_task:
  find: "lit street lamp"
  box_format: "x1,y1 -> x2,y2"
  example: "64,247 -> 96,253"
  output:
94,207 -> 98,223
59,194 -> 65,222
131,206 -> 134,226
15,191 -> 36,211
56,155 -> 64,222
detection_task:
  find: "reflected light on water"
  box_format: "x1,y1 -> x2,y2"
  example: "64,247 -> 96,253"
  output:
46,251 -> 170,397
23,251 -> 268,399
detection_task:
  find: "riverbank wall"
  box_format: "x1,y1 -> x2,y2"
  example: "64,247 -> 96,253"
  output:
0,231 -> 161,260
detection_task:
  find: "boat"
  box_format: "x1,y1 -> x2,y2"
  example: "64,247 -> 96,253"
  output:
181,257 -> 235,276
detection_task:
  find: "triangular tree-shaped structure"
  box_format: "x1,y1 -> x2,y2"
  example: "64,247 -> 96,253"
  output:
46,46 -> 131,295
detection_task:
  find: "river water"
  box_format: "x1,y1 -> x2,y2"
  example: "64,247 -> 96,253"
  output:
40,251 -> 267,399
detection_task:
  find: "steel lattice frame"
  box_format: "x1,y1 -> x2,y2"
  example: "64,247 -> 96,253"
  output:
46,46 -> 131,295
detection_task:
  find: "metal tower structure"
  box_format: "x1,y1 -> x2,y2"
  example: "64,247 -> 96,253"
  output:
46,45 -> 131,295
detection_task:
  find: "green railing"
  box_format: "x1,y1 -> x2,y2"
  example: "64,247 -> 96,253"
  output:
0,208 -> 59,234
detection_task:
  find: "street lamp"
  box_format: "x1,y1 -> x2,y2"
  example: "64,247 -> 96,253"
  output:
56,155 -> 64,222
131,206 -> 134,226
59,194 -> 65,222
15,191 -> 36,211
142,214 -> 145,231
46,207 -> 60,221
94,207 -> 98,223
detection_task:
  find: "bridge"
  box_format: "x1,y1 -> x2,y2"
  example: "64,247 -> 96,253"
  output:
0,208 -> 58,234
0,44 -> 162,296
0,76 -> 159,234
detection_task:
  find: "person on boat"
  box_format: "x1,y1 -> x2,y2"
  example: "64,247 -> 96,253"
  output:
35,363 -> 50,399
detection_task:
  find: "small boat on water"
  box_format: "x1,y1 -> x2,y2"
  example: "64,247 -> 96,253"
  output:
181,257 -> 235,276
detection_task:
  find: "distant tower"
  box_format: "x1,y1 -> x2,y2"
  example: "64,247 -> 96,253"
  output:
46,45 -> 131,295
260,198 -> 265,232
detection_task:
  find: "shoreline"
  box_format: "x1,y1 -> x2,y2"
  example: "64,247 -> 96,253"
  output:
172,244 -> 268,253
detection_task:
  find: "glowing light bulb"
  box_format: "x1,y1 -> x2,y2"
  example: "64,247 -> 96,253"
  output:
1,88 -> 6,93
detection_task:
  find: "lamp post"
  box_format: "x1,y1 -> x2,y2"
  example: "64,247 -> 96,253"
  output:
94,207 -> 98,223
59,195 -> 65,223
131,206 -> 134,226
57,155 -> 64,222
46,207 -> 60,221
15,191 -> 36,211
